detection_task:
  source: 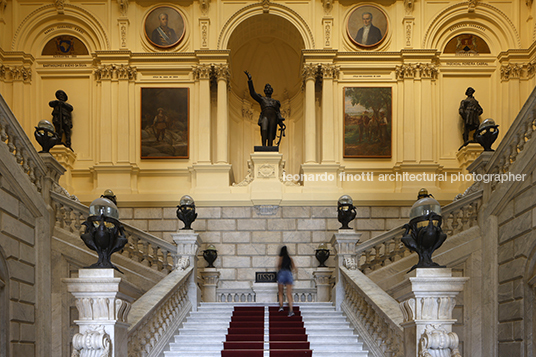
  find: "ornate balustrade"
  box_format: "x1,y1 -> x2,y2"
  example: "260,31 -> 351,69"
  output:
485,85 -> 536,192
216,288 -> 317,303
128,267 -> 193,357
357,190 -> 482,274
340,266 -> 404,357
0,95 -> 46,192
51,191 -> 177,273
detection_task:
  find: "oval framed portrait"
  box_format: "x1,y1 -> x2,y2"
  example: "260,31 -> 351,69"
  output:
347,5 -> 388,48
144,6 -> 185,49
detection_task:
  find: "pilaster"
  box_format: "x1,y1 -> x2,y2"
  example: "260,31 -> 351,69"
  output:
172,231 -> 201,310
398,268 -> 468,357
63,269 -> 136,357
303,63 -> 317,164
330,230 -> 361,310
200,268 -> 220,302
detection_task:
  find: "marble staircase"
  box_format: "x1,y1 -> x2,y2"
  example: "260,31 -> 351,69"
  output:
163,302 -> 369,357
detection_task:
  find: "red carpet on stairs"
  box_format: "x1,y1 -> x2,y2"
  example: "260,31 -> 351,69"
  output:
221,306 -> 312,357
222,306 -> 264,357
269,306 -> 312,357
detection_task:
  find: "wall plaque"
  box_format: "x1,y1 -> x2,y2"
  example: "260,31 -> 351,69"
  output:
255,272 -> 277,283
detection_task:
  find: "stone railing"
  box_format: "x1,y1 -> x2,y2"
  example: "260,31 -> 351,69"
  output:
0,95 -> 46,192
127,266 -> 193,357
340,266 -> 404,357
216,288 -> 317,303
50,191 -> 177,273
357,190 -> 482,274
485,85 -> 536,191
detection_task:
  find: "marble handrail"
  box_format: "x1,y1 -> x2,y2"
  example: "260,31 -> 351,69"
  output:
356,190 -> 482,274
50,190 -> 177,273
128,266 -> 193,357
484,84 -> 536,192
340,266 -> 403,357
0,94 -> 46,192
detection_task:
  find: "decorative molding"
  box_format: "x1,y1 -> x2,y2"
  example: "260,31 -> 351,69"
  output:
320,64 -> 339,79
116,0 -> 128,16
395,63 -> 438,80
419,324 -> 462,357
302,63 -> 319,81
344,257 -> 357,270
176,257 -> 190,270
192,64 -> 212,80
200,19 -> 210,49
500,61 -> 536,80
0,65 -> 32,83
322,18 -> 332,48
258,164 -> 275,178
0,0 -> 7,23
233,160 -> 254,186
404,18 -> 414,48
71,325 -> 111,357
74,297 -> 131,321
94,64 -> 137,81
404,0 -> 414,14
322,0 -> 332,14
55,0 -> 65,14
261,0 -> 270,13
200,0 -> 210,15
468,0 -> 478,12
214,63 -> 230,82
118,19 -> 129,49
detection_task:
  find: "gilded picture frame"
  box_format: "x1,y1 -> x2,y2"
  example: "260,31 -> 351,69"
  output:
344,87 -> 392,158
347,5 -> 389,48
144,6 -> 185,48
141,88 -> 189,159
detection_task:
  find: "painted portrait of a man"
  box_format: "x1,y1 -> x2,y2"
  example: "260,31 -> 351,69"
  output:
144,6 -> 185,48
347,5 -> 388,48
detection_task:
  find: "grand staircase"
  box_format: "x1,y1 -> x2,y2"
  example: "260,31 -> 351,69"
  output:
164,302 -> 369,357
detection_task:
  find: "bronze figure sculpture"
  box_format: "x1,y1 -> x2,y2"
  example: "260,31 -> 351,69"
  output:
244,71 -> 286,147
459,87 -> 483,147
49,90 -> 74,150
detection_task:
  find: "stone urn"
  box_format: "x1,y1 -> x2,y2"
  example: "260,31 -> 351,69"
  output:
203,245 -> 218,268
315,243 -> 330,267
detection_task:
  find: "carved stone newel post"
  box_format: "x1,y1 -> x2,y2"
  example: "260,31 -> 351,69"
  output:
63,269 -> 135,357
399,268 -> 468,357
330,230 -> 361,310
172,230 -> 201,310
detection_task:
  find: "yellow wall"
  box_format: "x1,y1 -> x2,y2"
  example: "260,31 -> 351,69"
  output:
1,0 -> 535,206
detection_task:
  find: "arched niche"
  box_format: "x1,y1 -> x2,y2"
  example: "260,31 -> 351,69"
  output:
443,34 -> 491,55
42,35 -> 89,56
0,246 -> 9,357
12,4 -> 109,53
226,14 -> 305,182
423,3 -> 520,52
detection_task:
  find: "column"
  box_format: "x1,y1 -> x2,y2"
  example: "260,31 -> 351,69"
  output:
63,269 -> 135,357
194,64 -> 212,164
303,63 -> 317,163
321,64 -> 337,163
172,230 -> 201,310
215,64 -> 229,164
330,231 -> 361,310
399,268 -> 468,357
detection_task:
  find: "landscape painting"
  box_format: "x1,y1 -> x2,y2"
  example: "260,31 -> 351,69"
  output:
344,87 -> 392,158
141,88 -> 189,159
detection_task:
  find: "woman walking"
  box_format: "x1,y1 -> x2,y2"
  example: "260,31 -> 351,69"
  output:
277,246 -> 297,317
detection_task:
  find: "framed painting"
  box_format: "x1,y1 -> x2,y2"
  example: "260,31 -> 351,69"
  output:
344,87 -> 392,158
144,6 -> 185,48
347,5 -> 388,48
141,88 -> 189,159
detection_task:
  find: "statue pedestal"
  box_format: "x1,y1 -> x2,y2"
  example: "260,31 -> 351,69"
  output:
49,146 -> 76,193
313,267 -> 334,302
200,268 -> 220,302
172,230 -> 201,310
330,231 -> 361,310
249,152 -> 284,205
398,268 -> 468,357
63,269 -> 136,357
456,143 -> 482,173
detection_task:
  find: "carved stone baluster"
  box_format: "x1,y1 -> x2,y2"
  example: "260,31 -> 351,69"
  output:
53,201 -> 63,228
150,245 -> 159,271
162,249 -> 170,273
141,242 -> 150,266
64,206 -> 73,232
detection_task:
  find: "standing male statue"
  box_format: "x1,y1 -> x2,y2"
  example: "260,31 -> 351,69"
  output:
459,87 -> 483,146
49,89 -> 74,150
244,71 -> 285,147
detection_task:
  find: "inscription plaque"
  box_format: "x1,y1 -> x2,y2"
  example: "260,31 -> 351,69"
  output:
255,271 -> 277,283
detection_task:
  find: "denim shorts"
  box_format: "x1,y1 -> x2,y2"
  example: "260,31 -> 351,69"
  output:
277,270 -> 293,285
